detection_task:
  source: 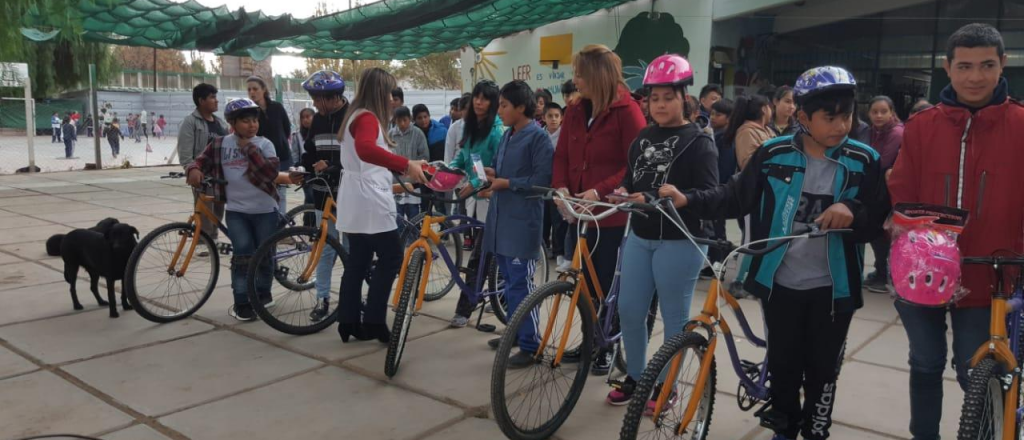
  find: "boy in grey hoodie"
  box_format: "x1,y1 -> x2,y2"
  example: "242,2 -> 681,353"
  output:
388,106 -> 429,232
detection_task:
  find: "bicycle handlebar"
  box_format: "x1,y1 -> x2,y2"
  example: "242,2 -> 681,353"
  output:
163,172 -> 227,186
392,173 -> 487,204
963,256 -> 1024,266
527,186 -> 652,221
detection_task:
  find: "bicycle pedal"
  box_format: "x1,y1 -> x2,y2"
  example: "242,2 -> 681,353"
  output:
754,403 -> 788,432
219,243 -> 233,255
476,323 -> 496,333
607,379 -> 625,389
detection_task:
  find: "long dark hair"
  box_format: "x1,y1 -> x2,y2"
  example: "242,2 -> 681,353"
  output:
462,80 -> 499,147
723,94 -> 770,145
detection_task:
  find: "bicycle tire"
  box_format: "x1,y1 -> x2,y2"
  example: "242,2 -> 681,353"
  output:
620,331 -> 716,440
385,248 -> 425,378
247,226 -> 347,335
957,357 -> 1007,440
409,211 -> 462,302
285,203 -> 317,228
491,280 -> 593,440
124,222 -> 218,323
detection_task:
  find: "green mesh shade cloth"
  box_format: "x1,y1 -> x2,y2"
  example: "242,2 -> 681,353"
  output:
21,0 -> 637,60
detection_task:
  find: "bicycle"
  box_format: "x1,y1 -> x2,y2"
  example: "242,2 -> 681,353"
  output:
123,172 -> 231,322
617,200 -> 848,440
243,171 -> 350,335
490,188 -> 659,440
383,179 -> 549,378
956,255 -> 1024,440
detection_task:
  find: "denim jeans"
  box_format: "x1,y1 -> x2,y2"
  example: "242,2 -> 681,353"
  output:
895,302 -> 991,440
396,203 -> 420,235
314,210 -> 346,300
619,234 -> 706,379
225,210 -> 280,306
496,254 -> 539,352
277,186 -> 288,216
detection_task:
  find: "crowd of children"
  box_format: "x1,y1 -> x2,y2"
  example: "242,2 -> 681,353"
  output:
160,22 -> 1024,440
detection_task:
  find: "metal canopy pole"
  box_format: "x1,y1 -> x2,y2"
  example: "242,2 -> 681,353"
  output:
23,77 -> 36,172
90,64 -> 102,169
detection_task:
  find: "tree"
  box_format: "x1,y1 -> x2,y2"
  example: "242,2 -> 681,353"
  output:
395,52 -> 460,90
288,68 -> 308,79
114,46 -> 188,72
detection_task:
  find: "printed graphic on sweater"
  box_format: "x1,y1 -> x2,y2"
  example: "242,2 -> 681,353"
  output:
632,135 -> 679,186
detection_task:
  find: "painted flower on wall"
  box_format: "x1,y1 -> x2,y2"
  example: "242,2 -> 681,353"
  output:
614,11 -> 690,91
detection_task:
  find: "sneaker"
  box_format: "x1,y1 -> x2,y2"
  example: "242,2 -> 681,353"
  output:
229,304 -> 256,322
556,257 -> 572,273
644,383 -> 679,416
555,255 -> 567,269
463,237 -> 474,251
863,271 -> 889,293
728,280 -> 748,298
591,349 -> 612,375
699,266 -> 715,280
489,337 -> 518,350
259,294 -> 276,308
507,350 -> 538,369
450,314 -> 469,328
309,298 -> 330,322
606,376 -> 637,406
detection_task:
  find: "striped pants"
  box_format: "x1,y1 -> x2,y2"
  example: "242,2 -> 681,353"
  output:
495,254 -> 539,352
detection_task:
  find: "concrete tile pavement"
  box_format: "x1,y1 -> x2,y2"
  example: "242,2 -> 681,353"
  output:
0,166 -> 968,439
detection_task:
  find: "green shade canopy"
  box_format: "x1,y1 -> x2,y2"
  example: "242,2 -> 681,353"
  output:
21,0 -> 637,60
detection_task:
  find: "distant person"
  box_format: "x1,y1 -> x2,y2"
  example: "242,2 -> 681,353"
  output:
862,95 -> 903,294
51,112 -> 61,143
139,109 -> 149,138
84,114 -> 94,137
439,97 -> 460,128
389,105 -> 429,234
289,107 -> 316,226
698,83 -> 723,120
102,108 -> 113,136
389,87 -> 405,129
156,115 -> 167,139
412,103 -> 448,213
910,98 -> 932,115
61,116 -> 76,159
534,88 -> 554,127
561,79 -> 579,106
107,118 -> 123,158
247,75 -> 293,213
444,94 -> 471,163
769,86 -> 799,136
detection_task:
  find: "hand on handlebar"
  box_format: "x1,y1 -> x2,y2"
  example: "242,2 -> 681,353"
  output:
458,184 -> 475,199
288,171 -> 305,185
575,189 -> 600,203
313,160 -> 329,172
405,160 -> 428,184
607,187 -> 645,204
657,184 -> 688,208
815,202 -> 854,230
186,169 -> 204,188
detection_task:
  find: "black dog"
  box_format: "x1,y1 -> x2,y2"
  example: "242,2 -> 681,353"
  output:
60,223 -> 139,318
46,217 -> 120,256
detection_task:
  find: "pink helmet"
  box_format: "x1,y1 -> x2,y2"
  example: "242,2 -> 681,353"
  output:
423,162 -> 466,192
643,54 -> 694,88
891,227 -> 963,307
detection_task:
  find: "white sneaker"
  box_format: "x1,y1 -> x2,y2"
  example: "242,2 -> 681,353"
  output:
556,256 -> 571,273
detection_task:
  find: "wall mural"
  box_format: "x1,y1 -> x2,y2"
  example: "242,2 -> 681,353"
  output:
614,11 -> 690,91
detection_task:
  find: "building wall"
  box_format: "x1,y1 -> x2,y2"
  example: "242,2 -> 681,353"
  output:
459,0 -> 715,104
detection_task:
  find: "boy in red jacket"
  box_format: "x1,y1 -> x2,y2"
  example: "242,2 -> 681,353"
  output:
888,23 -> 1024,440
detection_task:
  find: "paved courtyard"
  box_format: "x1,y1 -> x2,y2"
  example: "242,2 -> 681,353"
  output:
0,166 -> 963,440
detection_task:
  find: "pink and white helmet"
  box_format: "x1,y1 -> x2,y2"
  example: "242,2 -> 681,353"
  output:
891,227 -> 963,307
423,162 -> 466,192
643,54 -> 694,88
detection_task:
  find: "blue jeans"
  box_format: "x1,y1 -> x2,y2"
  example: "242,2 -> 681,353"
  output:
396,203 -> 420,235
497,254 -> 539,352
314,210 -> 347,300
619,234 -> 706,379
277,186 -> 288,215
225,210 -> 280,306
895,302 -> 991,440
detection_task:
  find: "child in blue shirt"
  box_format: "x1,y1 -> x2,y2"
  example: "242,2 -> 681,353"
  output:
480,80 -> 553,367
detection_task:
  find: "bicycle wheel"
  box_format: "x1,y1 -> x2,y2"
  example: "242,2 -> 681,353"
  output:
385,248 -> 425,378
248,226 -> 345,335
489,245 -> 551,325
958,357 -> 1007,440
409,212 -> 462,302
285,203 -> 318,228
124,222 -> 219,323
491,280 -> 593,440
620,331 -> 715,440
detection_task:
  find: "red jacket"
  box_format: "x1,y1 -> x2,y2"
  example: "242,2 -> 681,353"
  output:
552,85 -> 647,228
888,85 -> 1024,308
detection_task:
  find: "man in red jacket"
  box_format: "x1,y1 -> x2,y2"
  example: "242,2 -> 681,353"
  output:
888,23 -> 1024,440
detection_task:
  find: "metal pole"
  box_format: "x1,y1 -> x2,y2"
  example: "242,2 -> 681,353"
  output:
23,77 -> 36,172
90,64 -> 102,169
153,48 -> 158,92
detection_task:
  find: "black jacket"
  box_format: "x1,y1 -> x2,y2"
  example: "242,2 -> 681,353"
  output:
258,100 -> 293,170
621,124 -> 718,240
301,106 -> 347,211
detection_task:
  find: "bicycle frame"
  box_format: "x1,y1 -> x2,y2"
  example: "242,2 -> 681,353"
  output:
967,263 -> 1024,440
652,272 -> 770,434
296,196 -> 337,283
167,192 -> 229,277
390,212 -> 468,313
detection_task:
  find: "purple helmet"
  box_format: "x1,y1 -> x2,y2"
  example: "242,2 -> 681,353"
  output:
224,98 -> 259,122
302,70 -> 345,96
793,66 -> 856,100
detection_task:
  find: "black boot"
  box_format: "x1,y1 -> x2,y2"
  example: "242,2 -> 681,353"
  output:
361,323 -> 391,343
337,322 -> 366,343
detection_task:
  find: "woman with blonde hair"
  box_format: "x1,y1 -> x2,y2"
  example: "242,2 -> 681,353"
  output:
551,44 -> 647,374
334,67 -> 427,342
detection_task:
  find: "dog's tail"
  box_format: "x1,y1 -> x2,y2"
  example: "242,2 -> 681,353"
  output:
45,234 -> 65,256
